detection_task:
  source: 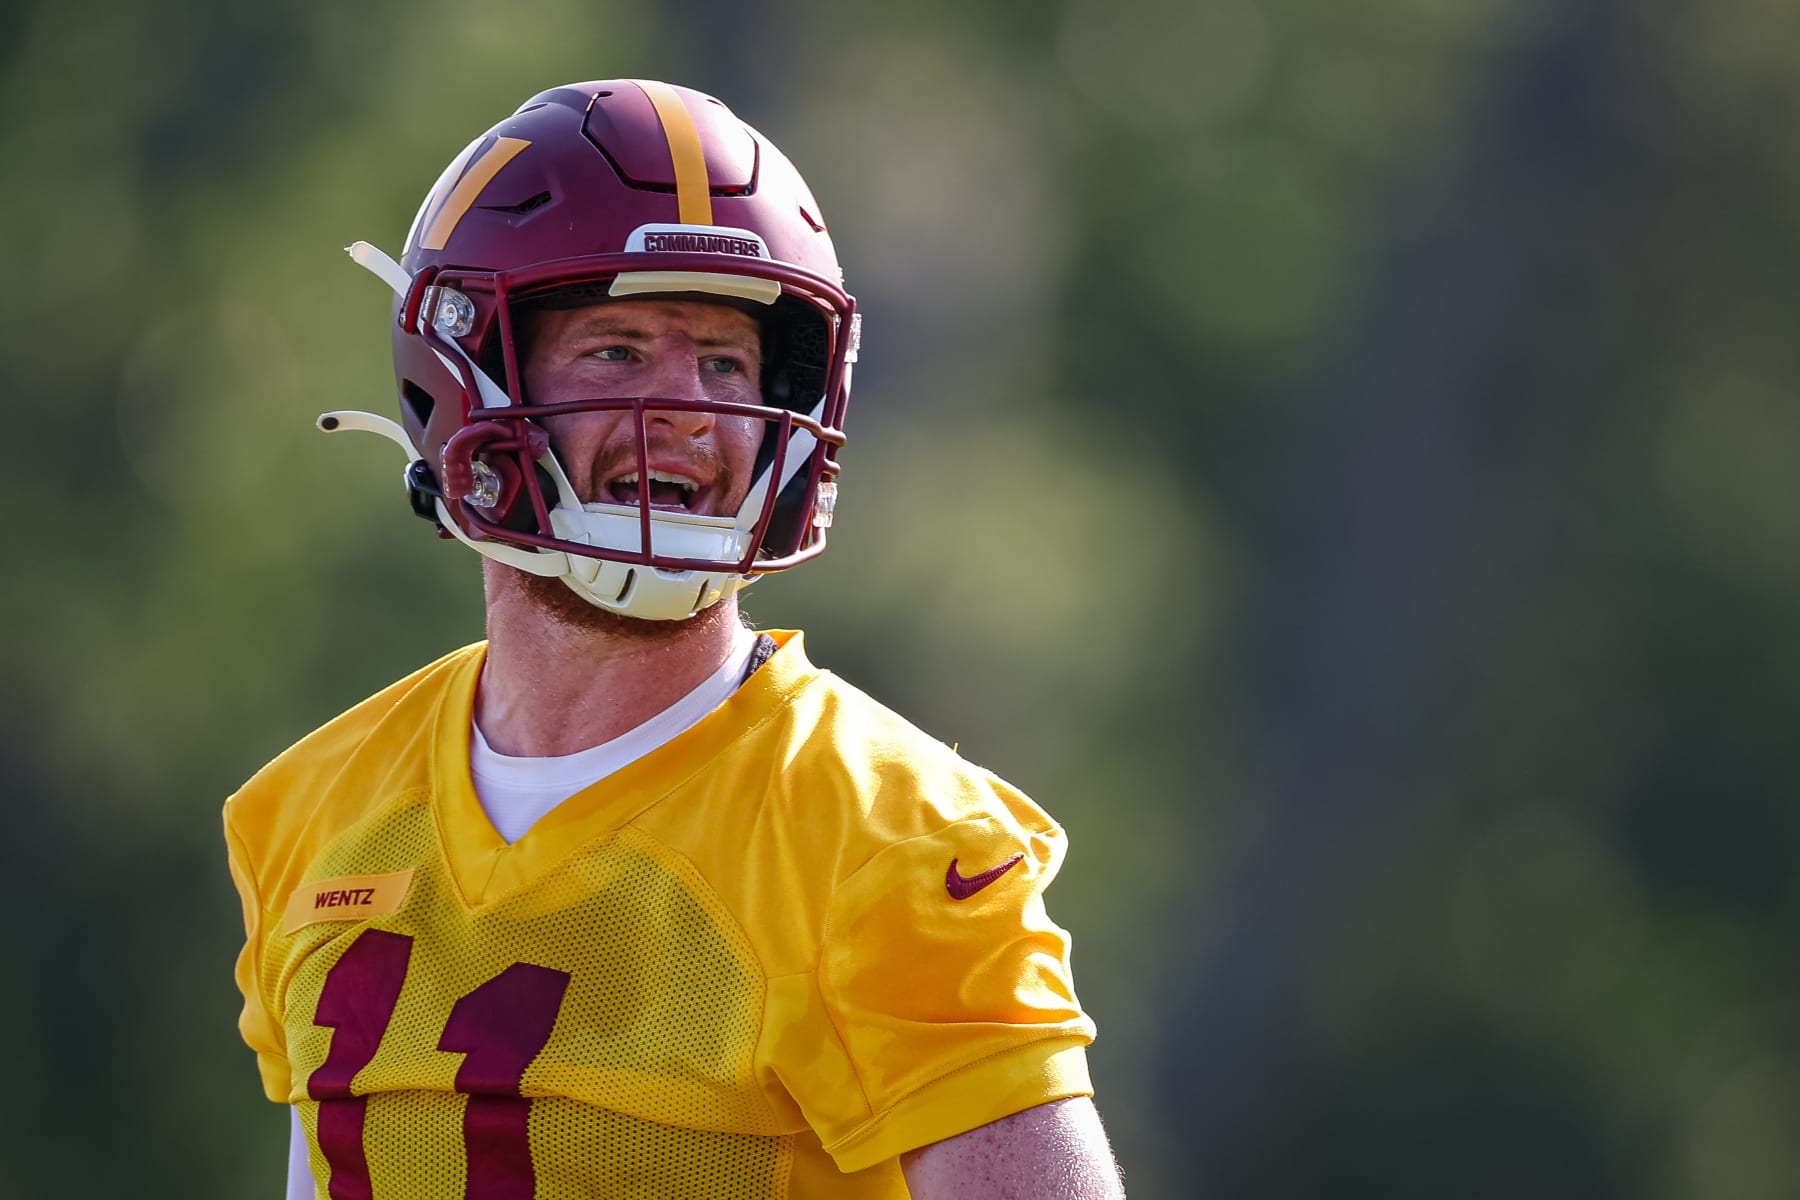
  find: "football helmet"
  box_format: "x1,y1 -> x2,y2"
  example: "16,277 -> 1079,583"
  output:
323,80 -> 858,620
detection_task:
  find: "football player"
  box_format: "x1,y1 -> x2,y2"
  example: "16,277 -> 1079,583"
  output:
224,79 -> 1124,1199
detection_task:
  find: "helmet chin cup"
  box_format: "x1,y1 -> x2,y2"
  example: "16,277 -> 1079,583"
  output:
556,556 -> 751,622
548,504 -> 754,562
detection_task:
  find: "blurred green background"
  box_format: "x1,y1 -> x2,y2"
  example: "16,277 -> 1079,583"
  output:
6,0 -> 1800,1195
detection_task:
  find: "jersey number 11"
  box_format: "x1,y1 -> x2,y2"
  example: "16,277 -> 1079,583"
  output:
307,928 -> 572,1200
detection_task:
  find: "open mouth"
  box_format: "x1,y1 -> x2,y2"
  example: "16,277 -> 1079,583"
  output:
606,469 -> 702,511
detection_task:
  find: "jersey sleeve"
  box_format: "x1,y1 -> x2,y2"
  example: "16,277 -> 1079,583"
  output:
801,809 -> 1096,1173
224,807 -> 292,1101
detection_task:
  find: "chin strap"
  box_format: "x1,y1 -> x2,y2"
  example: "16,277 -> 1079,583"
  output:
315,408 -> 417,455
346,240 -> 411,297
317,409 -> 568,576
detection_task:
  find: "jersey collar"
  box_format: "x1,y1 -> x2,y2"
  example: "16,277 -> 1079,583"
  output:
429,629 -> 817,907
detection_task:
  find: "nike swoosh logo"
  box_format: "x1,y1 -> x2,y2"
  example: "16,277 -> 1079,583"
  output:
945,854 -> 1025,900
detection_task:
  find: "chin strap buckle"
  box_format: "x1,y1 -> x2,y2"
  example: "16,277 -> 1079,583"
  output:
403,459 -> 446,530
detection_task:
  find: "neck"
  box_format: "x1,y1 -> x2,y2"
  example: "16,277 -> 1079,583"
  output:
475,563 -> 745,758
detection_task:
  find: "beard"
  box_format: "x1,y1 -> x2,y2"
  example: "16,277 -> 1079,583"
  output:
511,569 -> 698,643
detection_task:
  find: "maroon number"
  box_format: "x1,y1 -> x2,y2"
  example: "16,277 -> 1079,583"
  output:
439,963 -> 572,1200
308,929 -> 415,1200
308,934 -> 570,1200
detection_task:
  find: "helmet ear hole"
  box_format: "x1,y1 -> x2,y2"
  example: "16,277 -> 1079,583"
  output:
401,381 -> 435,426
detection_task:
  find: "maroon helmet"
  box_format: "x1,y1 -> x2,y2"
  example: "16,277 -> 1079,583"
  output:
327,79 -> 858,620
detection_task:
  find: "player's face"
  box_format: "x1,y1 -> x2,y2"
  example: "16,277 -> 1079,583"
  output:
520,298 -> 765,518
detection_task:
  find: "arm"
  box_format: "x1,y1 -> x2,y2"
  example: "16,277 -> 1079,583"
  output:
900,1097 -> 1125,1200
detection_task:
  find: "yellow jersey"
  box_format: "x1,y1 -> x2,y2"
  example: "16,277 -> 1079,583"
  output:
225,631 -> 1094,1198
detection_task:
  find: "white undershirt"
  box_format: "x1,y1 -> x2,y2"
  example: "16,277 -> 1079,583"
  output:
469,623 -> 758,843
284,625 -> 759,1198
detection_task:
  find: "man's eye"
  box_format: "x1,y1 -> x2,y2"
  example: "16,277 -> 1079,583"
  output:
704,357 -> 743,374
591,346 -> 630,362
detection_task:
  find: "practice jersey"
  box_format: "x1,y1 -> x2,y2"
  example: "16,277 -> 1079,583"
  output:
225,631 -> 1094,1198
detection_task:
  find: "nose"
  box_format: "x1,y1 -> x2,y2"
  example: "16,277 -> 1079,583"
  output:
641,340 -> 716,437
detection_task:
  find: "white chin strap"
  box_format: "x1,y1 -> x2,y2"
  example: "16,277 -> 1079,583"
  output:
325,241 -> 822,621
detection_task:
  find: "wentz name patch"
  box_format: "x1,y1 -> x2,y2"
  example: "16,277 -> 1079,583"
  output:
281,868 -> 415,934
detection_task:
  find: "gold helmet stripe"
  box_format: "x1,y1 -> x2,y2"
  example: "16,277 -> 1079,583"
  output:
405,135 -> 482,255
631,80 -> 714,226
419,135 -> 532,251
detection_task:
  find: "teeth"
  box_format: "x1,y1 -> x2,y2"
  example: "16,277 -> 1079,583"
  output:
616,471 -> 698,493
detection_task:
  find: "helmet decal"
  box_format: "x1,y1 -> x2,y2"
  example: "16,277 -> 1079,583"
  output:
404,134 -> 480,254
630,79 -> 714,225
624,225 -> 770,259
417,135 -> 532,251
